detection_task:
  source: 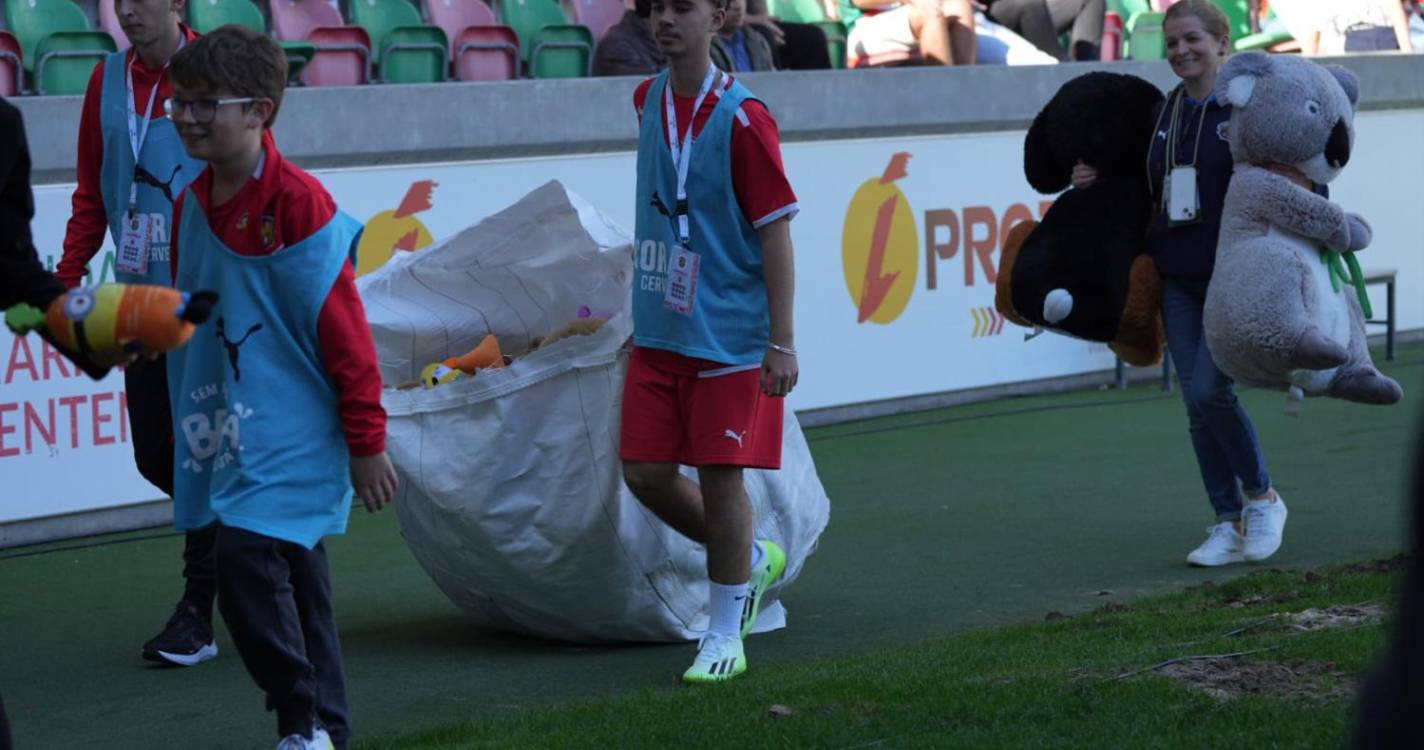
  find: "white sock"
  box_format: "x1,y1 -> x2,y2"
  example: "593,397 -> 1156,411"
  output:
708,580 -> 748,639
750,540 -> 765,570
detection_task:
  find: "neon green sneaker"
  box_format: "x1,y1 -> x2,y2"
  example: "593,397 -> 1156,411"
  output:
682,633 -> 746,684
740,540 -> 787,639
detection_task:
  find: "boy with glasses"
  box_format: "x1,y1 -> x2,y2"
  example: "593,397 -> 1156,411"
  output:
166,26 -> 396,750
622,0 -> 800,683
57,0 -> 218,669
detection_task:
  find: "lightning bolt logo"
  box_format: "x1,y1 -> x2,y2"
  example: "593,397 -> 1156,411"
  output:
842,153 -> 918,325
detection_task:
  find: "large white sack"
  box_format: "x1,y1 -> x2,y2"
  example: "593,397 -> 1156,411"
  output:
359,181 -> 831,643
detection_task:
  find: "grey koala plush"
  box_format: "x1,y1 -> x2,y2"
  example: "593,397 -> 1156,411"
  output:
1203,52 -> 1402,409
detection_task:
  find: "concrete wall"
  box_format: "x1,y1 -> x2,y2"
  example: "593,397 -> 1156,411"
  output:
18,54 -> 1424,184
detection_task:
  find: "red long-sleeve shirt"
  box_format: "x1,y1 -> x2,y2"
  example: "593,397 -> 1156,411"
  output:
58,25 -> 200,289
171,132 -> 386,457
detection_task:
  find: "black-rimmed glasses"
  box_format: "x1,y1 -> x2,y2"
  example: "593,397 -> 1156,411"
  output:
163,96 -> 257,124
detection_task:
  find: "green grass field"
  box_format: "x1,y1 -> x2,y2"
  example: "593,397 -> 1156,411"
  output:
1,346 -> 1419,749
367,559 -> 1403,749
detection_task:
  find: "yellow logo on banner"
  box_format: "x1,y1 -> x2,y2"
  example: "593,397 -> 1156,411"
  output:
841,153 -> 918,325
356,180 -> 438,277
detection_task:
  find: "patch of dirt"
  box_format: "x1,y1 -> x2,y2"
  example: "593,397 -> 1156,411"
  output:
1160,658 -> 1356,703
1283,604 -> 1385,631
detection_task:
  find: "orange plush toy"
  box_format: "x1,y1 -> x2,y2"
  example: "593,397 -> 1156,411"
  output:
5,284 -> 218,359
418,334 -> 507,388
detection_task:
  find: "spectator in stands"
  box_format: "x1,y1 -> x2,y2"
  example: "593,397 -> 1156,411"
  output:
744,0 -> 833,68
714,0 -> 778,70
1270,0 -> 1415,54
980,0 -> 1106,60
840,0 -> 978,65
594,0 -> 669,76
57,0 -> 221,670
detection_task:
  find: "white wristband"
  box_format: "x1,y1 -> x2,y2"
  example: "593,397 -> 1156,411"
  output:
768,342 -> 797,356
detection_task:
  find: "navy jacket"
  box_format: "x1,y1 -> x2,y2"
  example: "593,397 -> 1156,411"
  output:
1144,89 -> 1235,281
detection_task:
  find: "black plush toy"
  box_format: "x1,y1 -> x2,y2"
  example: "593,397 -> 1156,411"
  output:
995,71 -> 1167,366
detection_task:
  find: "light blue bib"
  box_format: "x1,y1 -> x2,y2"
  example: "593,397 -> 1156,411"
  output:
167,192 -> 361,548
632,70 -> 770,366
98,50 -> 204,286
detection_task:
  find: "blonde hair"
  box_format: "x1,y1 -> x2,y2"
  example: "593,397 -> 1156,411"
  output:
1164,0 -> 1232,43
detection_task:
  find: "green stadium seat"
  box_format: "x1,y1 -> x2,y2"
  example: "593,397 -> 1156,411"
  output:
496,0 -> 579,61
188,0 -> 267,33
35,31 -> 117,95
5,0 -> 94,72
529,24 -> 591,78
1212,1 -> 1294,51
279,40 -> 316,83
812,20 -> 846,69
349,0 -> 449,82
1126,11 -> 1164,60
381,26 -> 449,81
767,0 -> 828,24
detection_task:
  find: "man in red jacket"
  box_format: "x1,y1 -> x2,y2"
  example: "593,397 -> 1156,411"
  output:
57,0 -> 218,667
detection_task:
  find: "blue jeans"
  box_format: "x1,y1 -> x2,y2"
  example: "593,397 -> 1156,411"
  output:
1162,278 -> 1271,521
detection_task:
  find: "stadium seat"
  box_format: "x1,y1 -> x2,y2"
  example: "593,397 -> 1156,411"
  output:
1125,11 -> 1164,60
0,32 -> 22,96
35,31 -> 117,95
269,0 -> 372,85
563,0 -> 621,42
452,25 -> 519,80
528,23 -> 590,78
1212,0 -> 1293,51
188,0 -> 267,33
768,0 -> 827,23
349,0 -> 449,82
6,0 -> 95,72
98,0 -> 130,51
813,19 -> 846,69
495,0 -> 587,64
279,40 -> 315,82
424,0 -> 520,79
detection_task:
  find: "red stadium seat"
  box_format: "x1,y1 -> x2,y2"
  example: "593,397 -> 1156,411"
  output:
452,25 -> 519,80
0,31 -> 21,96
563,0 -> 621,42
268,0 -> 372,85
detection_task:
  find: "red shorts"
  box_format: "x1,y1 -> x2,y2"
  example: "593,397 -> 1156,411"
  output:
619,347 -> 783,469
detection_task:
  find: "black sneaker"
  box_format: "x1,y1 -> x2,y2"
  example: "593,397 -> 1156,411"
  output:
141,602 -> 218,666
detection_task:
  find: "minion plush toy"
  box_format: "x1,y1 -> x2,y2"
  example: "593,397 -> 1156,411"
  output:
5,283 -> 218,359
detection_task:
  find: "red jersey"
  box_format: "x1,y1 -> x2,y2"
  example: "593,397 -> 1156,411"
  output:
171,133 -> 386,457
58,24 -> 200,289
633,74 -> 799,228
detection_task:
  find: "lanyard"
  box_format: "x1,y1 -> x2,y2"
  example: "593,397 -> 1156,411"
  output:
664,65 -> 720,245
1166,86 -> 1210,172
126,37 -> 184,210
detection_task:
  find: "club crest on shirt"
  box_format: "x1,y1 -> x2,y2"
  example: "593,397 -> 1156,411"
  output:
260,213 -> 276,249
236,213 -> 249,231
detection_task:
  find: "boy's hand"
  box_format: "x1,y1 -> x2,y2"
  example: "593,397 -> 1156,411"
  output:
351,452 -> 398,513
761,348 -> 798,398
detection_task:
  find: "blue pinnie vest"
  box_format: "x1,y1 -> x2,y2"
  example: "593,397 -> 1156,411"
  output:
633,70 -> 770,366
167,190 -> 362,548
98,50 -> 205,286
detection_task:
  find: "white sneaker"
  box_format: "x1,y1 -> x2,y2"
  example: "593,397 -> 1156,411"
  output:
276,728 -> 333,750
1186,522 -> 1246,567
1242,492 -> 1288,561
682,633 -> 747,684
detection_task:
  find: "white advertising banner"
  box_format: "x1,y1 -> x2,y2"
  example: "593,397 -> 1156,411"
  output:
5,109 -> 1421,527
